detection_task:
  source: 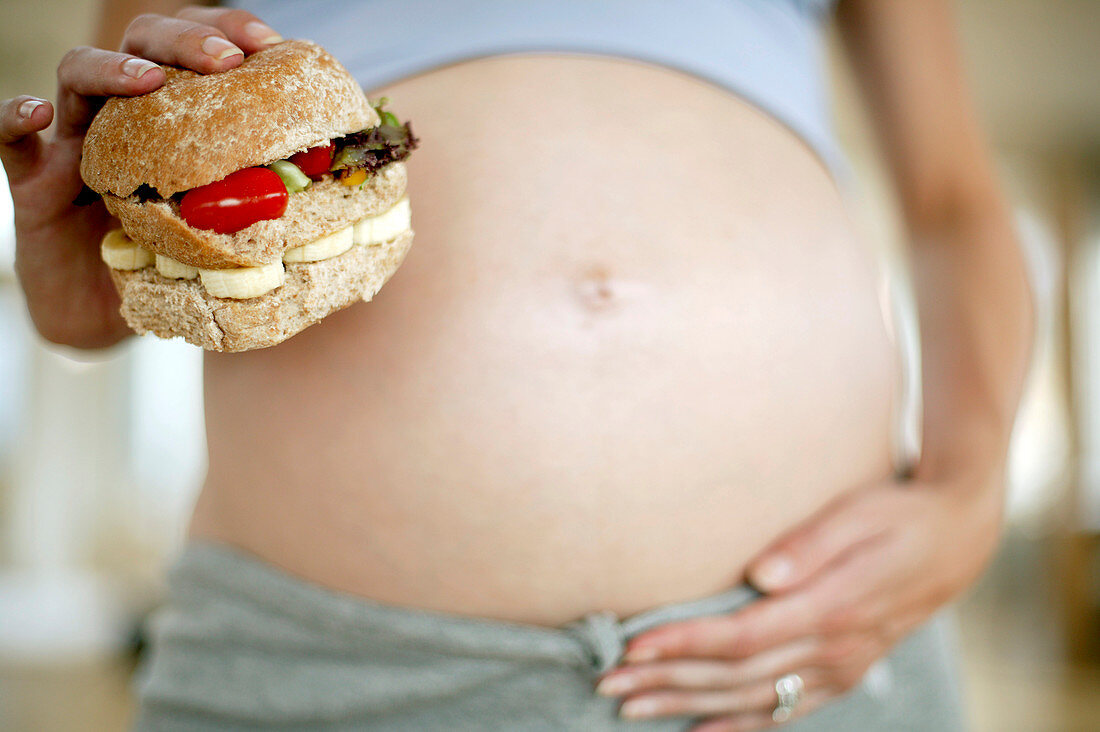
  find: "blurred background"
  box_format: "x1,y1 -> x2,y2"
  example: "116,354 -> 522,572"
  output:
0,1 -> 1098,730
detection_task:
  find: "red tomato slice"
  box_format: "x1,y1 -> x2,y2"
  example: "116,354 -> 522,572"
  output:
180,167 -> 289,234
289,142 -> 335,179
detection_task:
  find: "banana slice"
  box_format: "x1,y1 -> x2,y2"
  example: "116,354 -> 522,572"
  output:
199,261 -> 285,299
353,197 -> 411,246
100,229 -> 154,270
155,254 -> 199,280
282,225 -> 354,263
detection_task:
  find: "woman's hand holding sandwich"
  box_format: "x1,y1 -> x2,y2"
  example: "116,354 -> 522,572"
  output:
0,5 -> 280,348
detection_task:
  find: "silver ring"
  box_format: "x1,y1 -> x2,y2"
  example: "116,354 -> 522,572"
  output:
772,673 -> 805,722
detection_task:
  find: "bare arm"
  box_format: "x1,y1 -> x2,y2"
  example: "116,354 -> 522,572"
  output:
837,0 -> 1035,480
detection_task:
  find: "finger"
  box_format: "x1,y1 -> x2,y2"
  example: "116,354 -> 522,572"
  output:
617,670 -> 827,721
623,593 -> 818,662
599,660 -> 753,696
626,544 -> 906,662
600,639 -> 820,696
55,47 -> 165,139
690,689 -> 834,732
0,96 -> 51,145
121,14 -> 245,74
746,491 -> 891,593
0,96 -> 53,182
175,6 -> 283,54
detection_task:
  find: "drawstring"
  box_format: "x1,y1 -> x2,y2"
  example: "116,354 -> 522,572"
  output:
565,610 -> 626,674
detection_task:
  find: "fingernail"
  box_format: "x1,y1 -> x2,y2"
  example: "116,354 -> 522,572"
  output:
752,556 -> 793,590
620,698 -> 659,719
244,21 -> 283,45
201,36 -> 244,61
622,646 -> 660,663
122,58 -> 159,79
595,675 -> 635,696
18,99 -> 44,119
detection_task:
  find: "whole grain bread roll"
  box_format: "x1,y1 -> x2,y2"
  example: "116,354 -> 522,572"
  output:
81,39 -> 417,352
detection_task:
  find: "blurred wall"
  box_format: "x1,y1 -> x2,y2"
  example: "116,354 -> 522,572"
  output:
0,0 -> 100,101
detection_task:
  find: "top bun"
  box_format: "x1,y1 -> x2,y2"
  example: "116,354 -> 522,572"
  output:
81,40 -> 379,198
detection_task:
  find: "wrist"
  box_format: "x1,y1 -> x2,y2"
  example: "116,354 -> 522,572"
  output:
19,265 -> 133,350
906,416 -> 1007,530
918,370 -> 1021,477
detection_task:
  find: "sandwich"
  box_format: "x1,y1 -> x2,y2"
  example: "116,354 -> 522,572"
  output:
80,40 -> 417,352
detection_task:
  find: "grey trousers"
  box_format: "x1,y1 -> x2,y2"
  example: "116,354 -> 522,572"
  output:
134,542 -> 967,731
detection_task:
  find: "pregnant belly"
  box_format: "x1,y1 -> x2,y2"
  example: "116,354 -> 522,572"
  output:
192,55 -> 900,626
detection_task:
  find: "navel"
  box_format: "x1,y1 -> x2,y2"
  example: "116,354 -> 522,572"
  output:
574,265 -> 619,313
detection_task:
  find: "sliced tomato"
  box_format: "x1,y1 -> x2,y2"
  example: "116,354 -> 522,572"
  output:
180,167 -> 289,234
289,141 -> 335,179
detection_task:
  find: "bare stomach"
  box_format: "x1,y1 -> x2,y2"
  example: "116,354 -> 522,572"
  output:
190,55 -> 899,626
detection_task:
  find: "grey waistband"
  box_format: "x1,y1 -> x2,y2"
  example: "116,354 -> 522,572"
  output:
168,541 -> 759,674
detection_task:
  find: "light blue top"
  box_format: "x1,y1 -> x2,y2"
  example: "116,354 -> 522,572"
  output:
231,0 -> 843,174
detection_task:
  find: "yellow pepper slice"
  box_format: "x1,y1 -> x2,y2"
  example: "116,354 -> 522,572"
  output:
341,169 -> 368,187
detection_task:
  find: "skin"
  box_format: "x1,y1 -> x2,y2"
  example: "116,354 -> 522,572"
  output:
0,1 -> 1032,730
192,53 -> 898,623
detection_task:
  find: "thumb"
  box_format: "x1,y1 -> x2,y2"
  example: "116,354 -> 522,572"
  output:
746,491 -> 888,593
0,96 -> 53,183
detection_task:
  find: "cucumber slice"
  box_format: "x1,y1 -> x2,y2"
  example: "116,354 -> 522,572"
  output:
267,160 -> 311,193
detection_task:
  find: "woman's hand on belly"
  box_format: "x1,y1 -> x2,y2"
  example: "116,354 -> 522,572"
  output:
593,462 -> 1004,730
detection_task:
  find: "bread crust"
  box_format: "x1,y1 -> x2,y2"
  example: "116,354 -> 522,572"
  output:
103,162 -> 407,269
81,40 -> 379,198
109,231 -> 413,352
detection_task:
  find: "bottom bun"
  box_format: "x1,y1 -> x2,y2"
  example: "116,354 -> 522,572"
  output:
110,230 -> 413,352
